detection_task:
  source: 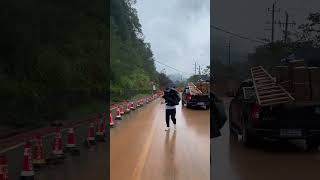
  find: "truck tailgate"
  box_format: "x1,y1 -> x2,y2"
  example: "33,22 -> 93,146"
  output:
192,95 -> 209,102
260,104 -> 320,129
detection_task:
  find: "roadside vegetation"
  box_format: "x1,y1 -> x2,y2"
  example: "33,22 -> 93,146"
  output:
110,0 -> 171,101
0,0 -> 107,130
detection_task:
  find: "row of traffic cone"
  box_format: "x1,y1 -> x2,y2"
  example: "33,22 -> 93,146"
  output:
109,95 -> 157,128
86,114 -> 108,147
1,96 -> 158,179
0,113 -> 108,180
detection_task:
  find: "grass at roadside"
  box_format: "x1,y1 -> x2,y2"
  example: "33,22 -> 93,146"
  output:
111,93 -> 152,104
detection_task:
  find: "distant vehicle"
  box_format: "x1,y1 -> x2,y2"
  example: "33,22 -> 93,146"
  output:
182,82 -> 209,109
229,66 -> 320,149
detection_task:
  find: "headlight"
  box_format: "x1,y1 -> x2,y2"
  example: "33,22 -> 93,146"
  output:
315,107 -> 320,115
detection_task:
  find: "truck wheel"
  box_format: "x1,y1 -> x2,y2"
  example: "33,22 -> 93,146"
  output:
186,103 -> 191,108
229,122 -> 237,138
241,120 -> 255,147
306,138 -> 320,151
229,100 -> 240,137
228,108 -> 237,137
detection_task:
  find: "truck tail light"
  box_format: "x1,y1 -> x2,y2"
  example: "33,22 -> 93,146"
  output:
251,104 -> 261,126
187,94 -> 192,100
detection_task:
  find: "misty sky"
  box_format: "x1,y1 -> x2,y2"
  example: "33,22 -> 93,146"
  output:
135,0 -> 210,78
213,0 -> 320,63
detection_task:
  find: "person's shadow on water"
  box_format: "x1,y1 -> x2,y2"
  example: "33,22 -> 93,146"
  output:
164,130 -> 177,178
164,130 -> 177,177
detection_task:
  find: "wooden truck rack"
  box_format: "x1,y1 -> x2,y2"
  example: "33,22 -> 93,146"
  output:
251,66 -> 295,106
187,82 -> 203,95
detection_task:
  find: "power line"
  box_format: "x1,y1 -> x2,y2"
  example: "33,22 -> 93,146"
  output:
211,25 -> 268,44
116,57 -> 194,77
153,59 -> 194,75
278,11 -> 296,43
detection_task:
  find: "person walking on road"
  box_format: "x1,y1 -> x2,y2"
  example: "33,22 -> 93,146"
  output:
162,85 -> 181,131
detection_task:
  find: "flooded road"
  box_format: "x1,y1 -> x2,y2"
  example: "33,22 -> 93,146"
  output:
211,98 -> 320,180
111,99 -> 210,180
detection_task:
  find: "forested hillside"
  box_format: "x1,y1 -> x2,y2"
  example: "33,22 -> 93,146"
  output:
110,0 -> 159,101
0,0 -> 107,129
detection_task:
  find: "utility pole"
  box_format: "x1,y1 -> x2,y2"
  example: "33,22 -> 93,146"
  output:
267,1 -> 280,43
198,65 -> 201,75
278,11 -> 295,44
194,62 -> 197,75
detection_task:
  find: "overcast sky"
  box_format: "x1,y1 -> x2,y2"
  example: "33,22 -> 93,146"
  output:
135,0 -> 210,78
212,0 -> 320,63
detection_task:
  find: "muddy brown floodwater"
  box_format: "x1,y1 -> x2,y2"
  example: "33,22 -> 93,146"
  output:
111,99 -> 210,180
211,97 -> 320,180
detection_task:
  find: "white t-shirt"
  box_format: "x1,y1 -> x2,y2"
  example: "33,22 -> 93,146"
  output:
165,105 -> 176,110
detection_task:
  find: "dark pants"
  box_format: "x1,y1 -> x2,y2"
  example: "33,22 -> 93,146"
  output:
165,109 -> 176,127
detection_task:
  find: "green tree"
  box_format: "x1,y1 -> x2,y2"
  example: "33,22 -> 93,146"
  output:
297,12 -> 320,47
110,0 -> 158,100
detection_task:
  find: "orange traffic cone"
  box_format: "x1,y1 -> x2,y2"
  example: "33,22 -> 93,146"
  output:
52,127 -> 64,158
32,134 -> 46,169
115,107 -> 121,120
110,112 -> 115,127
146,97 -> 149,103
96,120 -> 104,136
126,102 -> 131,113
120,105 -> 125,115
0,155 -> 9,180
21,141 -> 34,180
66,128 -> 76,148
130,102 -> 135,110
96,119 -> 106,142
86,122 -> 96,146
65,127 -> 80,155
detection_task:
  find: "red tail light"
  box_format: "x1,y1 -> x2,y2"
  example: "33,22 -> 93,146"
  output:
187,95 -> 192,100
251,104 -> 261,126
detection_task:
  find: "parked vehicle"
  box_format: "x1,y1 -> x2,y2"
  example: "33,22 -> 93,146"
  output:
182,82 -> 209,109
229,65 -> 320,149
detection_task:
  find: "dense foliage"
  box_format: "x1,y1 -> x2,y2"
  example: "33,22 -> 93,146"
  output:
110,0 -> 160,100
0,0 -> 107,128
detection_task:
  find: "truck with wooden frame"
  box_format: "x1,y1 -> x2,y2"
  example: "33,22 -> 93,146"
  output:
229,63 -> 320,150
182,82 -> 210,109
